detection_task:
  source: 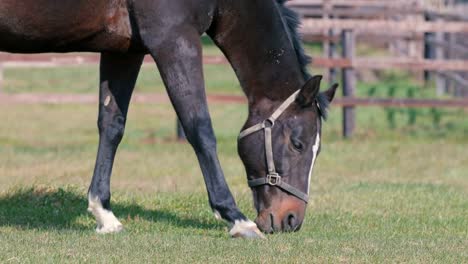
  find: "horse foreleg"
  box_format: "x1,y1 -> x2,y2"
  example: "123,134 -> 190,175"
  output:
143,29 -> 264,239
87,53 -> 144,234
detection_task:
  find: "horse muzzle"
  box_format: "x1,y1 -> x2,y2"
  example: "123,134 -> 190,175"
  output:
254,199 -> 306,233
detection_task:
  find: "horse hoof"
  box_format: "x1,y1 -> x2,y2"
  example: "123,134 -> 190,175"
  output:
88,195 -> 124,234
96,222 -> 124,234
229,220 -> 266,239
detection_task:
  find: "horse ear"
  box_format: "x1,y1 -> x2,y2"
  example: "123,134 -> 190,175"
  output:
321,83 -> 339,103
296,75 -> 322,107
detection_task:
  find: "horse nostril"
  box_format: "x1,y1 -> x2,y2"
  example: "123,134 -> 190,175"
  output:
282,213 -> 298,232
288,214 -> 297,229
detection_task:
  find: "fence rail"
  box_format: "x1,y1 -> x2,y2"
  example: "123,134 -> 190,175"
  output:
311,57 -> 468,71
289,0 -> 423,8
301,18 -> 468,34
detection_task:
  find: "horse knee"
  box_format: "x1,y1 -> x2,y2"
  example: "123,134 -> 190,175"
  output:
184,118 -> 217,152
98,114 -> 126,145
188,132 -> 216,153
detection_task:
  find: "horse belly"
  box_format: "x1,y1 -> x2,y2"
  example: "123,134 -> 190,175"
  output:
0,0 -> 133,53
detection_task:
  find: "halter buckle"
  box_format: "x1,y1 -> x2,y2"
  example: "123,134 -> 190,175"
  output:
267,173 -> 281,186
262,118 -> 275,128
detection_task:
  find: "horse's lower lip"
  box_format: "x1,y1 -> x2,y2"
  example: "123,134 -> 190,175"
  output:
254,217 -> 273,234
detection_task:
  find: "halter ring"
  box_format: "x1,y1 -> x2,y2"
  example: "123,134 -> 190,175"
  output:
262,118 -> 275,128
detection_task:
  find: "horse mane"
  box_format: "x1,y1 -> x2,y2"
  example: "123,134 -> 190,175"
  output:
316,93 -> 330,120
276,0 -> 311,79
276,0 -> 330,120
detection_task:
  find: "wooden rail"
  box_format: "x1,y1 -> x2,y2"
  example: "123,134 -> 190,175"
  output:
311,57 -> 468,72
294,8 -> 425,19
334,98 -> 468,108
301,18 -> 468,34
198,96 -> 468,109
289,0 -> 422,9
0,93 -> 466,108
2,55 -> 466,75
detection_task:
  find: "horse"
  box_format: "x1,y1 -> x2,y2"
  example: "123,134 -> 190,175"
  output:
0,0 -> 338,238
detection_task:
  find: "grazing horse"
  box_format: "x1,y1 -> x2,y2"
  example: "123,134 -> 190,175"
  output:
0,0 -> 338,238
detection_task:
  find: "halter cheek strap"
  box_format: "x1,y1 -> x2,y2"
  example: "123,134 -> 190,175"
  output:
238,90 -> 310,203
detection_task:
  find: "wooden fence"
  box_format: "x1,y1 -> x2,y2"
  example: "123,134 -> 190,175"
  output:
288,0 -> 468,138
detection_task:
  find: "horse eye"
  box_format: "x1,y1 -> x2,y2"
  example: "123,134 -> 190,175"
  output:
291,138 -> 304,151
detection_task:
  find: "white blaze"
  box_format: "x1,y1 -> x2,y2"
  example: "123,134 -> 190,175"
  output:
306,133 -> 321,195
213,210 -> 222,220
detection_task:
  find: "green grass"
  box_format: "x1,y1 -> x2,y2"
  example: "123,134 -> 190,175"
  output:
0,100 -> 467,263
2,64 -> 243,95
1,47 -> 467,262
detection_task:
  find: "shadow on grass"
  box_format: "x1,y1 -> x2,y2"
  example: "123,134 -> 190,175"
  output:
0,187 -> 223,231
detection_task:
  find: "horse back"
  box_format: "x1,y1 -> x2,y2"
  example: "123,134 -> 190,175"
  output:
0,0 -> 132,53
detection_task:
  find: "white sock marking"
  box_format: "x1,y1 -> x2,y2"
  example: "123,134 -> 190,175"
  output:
306,133 -> 321,195
104,95 -> 111,106
229,220 -> 263,238
213,210 -> 222,220
87,195 -> 123,234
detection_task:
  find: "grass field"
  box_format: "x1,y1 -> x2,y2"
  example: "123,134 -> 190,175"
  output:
0,55 -> 467,262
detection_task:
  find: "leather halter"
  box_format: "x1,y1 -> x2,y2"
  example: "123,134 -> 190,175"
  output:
238,90 -> 310,203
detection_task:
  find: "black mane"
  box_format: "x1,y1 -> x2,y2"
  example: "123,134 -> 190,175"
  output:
317,92 -> 331,120
276,0 -> 330,119
276,0 -> 312,79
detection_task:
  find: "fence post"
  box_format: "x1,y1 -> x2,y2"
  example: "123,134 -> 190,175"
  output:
446,33 -> 456,95
329,23 -> 338,85
0,63 -> 3,94
341,30 -> 356,138
176,118 -> 186,141
424,12 -> 435,83
435,18 -> 447,96
322,0 -> 332,82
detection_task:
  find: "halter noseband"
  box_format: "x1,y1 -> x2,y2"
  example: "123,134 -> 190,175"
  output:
238,90 -> 310,203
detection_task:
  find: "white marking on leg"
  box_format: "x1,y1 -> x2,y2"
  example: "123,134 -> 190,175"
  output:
229,220 -> 265,239
213,210 -> 222,220
104,95 -> 111,106
306,133 -> 321,195
87,194 -> 123,234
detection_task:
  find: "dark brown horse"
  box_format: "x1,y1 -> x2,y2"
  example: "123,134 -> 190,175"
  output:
0,0 -> 337,238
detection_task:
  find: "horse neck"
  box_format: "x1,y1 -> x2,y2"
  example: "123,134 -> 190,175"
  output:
209,0 -> 306,115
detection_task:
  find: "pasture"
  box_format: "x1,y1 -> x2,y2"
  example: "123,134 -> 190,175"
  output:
0,63 -> 467,263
